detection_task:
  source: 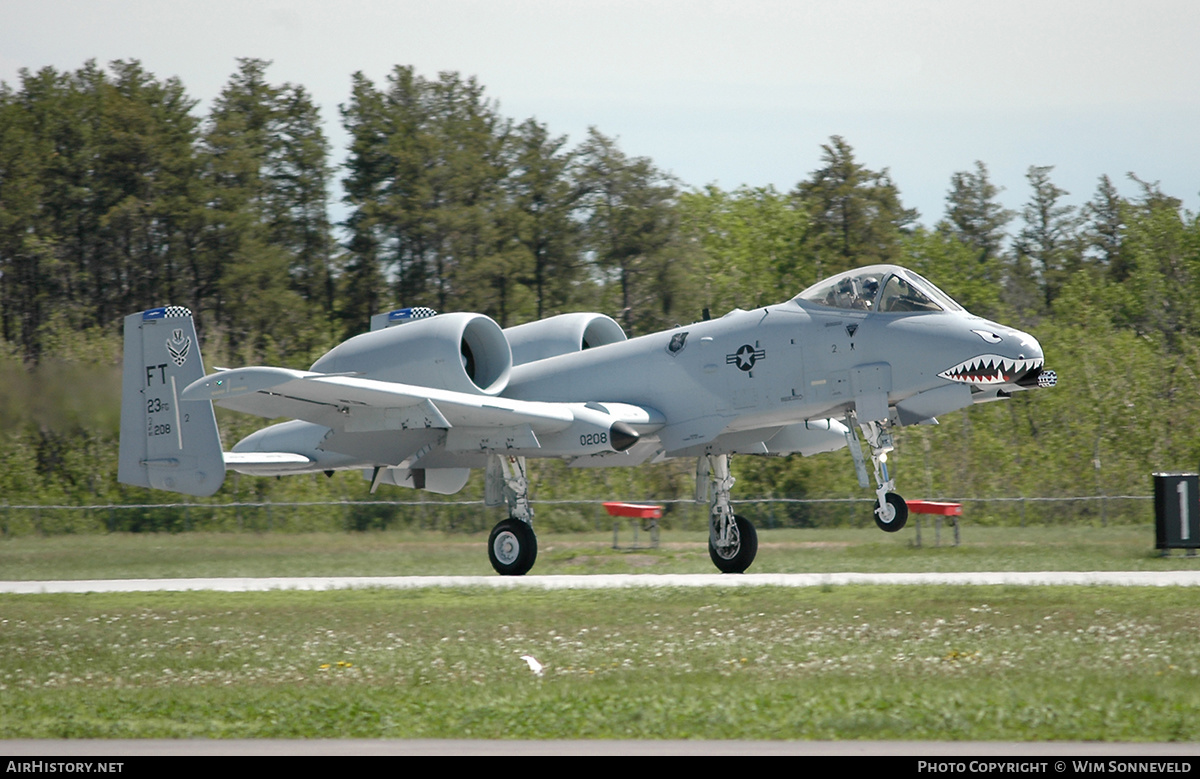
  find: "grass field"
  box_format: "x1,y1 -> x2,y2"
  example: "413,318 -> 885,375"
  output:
0,524 -> 1196,580
1,526 -> 1198,741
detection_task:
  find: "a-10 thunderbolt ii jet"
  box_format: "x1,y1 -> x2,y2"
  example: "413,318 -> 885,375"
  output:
119,264 -> 1055,575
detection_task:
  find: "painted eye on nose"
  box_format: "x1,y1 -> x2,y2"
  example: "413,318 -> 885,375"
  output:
971,329 -> 1002,344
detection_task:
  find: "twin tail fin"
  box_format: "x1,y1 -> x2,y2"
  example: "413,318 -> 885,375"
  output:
118,307 -> 226,497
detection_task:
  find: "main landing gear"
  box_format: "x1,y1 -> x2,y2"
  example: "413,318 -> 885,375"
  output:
483,450 -> 763,576
844,412 -> 908,532
478,421 -> 904,576
488,517 -> 537,576
697,454 -> 758,573
485,454 -> 538,575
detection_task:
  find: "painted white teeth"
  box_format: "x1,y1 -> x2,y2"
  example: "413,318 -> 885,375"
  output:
937,355 -> 1043,385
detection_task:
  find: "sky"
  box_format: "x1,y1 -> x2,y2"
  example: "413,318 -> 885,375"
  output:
3,0 -> 1199,229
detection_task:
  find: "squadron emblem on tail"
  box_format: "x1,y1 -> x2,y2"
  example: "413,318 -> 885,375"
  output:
167,329 -> 191,367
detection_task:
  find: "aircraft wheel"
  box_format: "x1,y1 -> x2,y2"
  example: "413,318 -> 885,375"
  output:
874,492 -> 909,533
709,514 -> 758,574
488,518 -> 538,576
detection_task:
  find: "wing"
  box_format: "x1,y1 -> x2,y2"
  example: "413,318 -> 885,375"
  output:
182,367 -> 664,466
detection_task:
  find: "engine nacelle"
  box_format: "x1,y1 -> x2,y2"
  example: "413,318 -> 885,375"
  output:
311,313 -> 512,396
504,313 -> 626,366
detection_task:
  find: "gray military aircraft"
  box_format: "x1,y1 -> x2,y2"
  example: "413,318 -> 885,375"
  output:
119,264 -> 1055,575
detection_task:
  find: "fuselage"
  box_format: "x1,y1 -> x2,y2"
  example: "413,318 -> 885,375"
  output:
504,277 -> 1045,454
229,264 -> 1050,469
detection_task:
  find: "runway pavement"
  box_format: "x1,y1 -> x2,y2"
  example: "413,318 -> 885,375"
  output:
4,570 -> 1200,593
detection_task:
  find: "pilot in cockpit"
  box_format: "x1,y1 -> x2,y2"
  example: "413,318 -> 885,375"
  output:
830,276 -> 879,310
858,277 -> 879,309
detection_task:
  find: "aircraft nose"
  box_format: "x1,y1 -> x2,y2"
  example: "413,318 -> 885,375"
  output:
1008,328 -> 1056,388
1012,328 -> 1044,360
974,323 -> 1043,360
939,323 -> 1050,388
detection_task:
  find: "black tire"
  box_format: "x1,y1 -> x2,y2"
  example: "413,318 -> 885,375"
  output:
488,518 -> 538,576
873,492 -> 909,532
708,514 -> 758,574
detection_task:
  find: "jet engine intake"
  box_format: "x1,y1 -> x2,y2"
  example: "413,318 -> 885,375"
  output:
504,313 -> 627,366
310,313 -> 512,396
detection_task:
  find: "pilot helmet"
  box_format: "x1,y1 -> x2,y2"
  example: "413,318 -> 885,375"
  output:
861,276 -> 879,302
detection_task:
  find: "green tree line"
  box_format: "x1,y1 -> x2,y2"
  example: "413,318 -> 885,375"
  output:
2,59 -> 1199,528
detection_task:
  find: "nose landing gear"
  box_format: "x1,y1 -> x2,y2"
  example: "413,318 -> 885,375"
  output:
873,491 -> 908,532
845,412 -> 908,533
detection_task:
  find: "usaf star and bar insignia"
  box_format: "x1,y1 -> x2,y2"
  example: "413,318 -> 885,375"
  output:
727,342 -> 766,375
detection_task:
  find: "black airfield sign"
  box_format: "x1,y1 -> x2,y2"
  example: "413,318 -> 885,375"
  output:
1154,472 -> 1200,552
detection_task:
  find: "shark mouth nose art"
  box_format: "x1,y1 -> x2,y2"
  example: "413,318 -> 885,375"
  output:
937,354 -> 1044,386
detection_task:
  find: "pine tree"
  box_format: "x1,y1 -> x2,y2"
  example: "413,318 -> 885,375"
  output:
1013,165 -> 1081,311
1083,174 -> 1127,280
338,71 -> 391,332
576,128 -> 680,335
201,58 -> 334,362
340,67 -> 510,323
504,118 -> 583,321
940,160 -> 1013,264
793,136 -> 917,276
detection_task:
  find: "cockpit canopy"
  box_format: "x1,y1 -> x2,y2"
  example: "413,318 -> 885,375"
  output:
795,265 -> 964,314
